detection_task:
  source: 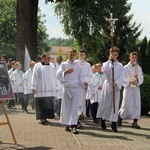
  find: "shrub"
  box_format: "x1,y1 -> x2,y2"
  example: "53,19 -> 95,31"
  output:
140,74 -> 150,115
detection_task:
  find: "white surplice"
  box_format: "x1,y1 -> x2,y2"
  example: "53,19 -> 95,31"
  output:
119,62 -> 143,120
10,69 -> 24,93
77,60 -> 93,116
31,62 -> 56,97
22,68 -> 33,94
90,72 -> 105,104
56,60 -> 85,125
96,60 -> 124,122
55,63 -> 64,99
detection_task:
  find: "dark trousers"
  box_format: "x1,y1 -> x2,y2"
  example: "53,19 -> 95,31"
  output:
54,98 -> 62,117
15,93 -> 24,109
86,99 -> 93,117
7,99 -> 15,108
92,102 -> 98,121
24,93 -> 34,110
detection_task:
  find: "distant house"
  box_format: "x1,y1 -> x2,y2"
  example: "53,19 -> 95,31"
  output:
50,46 -> 69,63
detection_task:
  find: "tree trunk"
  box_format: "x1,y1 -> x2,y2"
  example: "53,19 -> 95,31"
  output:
16,0 -> 39,68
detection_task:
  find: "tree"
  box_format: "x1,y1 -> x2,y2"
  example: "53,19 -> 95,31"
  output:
37,8 -> 50,55
54,0 -> 142,63
0,0 -> 49,61
16,0 -> 39,65
140,37 -> 147,70
16,0 -> 62,66
0,0 -> 16,58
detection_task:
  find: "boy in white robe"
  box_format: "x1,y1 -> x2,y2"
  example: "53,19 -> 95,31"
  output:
22,61 -> 35,113
90,63 -> 105,123
56,48 -> 88,134
86,64 -> 97,118
31,52 -> 57,125
118,52 -> 143,129
7,61 -> 16,110
10,62 -> 24,110
77,50 -> 93,128
54,56 -> 63,118
96,46 -> 124,132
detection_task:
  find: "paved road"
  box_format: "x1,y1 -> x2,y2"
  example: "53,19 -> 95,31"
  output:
0,104 -> 150,150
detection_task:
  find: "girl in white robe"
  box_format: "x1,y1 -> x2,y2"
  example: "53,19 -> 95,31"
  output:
118,52 -> 143,129
96,47 -> 124,132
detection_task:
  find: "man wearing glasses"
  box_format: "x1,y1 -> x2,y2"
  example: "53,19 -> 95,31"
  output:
31,52 -> 57,125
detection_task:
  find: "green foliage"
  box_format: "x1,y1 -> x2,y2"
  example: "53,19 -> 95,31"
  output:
0,0 -> 16,57
48,38 -> 73,46
54,0 -> 141,63
37,8 -> 50,55
140,74 -> 150,115
0,0 -> 49,58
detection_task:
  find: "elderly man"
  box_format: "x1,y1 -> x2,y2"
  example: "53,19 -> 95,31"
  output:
31,52 -> 57,125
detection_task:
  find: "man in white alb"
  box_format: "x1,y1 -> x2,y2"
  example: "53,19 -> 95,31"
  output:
56,48 -> 88,134
77,49 -> 93,127
118,52 -> 143,129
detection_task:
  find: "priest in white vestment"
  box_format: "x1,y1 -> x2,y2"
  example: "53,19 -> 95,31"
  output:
31,52 -> 57,125
56,48 -> 88,134
118,52 -> 143,129
77,50 -> 93,127
96,46 -> 124,132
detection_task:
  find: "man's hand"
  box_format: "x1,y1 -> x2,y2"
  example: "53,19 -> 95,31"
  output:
98,85 -> 102,90
19,82 -> 23,86
130,80 -> 137,85
64,67 -> 74,75
32,89 -> 37,94
84,82 -> 88,87
112,83 -> 117,87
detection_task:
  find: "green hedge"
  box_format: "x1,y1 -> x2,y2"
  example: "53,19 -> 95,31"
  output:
140,74 -> 150,115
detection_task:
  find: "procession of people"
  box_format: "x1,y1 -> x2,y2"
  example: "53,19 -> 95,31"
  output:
0,47 -> 144,134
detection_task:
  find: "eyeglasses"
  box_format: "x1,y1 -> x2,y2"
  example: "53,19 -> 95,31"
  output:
70,54 -> 76,56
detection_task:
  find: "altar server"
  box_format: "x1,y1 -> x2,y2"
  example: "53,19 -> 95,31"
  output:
118,52 -> 143,129
96,46 -> 124,132
56,48 -> 88,134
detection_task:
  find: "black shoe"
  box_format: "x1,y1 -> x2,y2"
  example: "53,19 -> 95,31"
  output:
41,119 -> 49,125
77,120 -> 83,129
111,122 -> 118,132
132,122 -> 140,129
71,128 -> 78,134
93,119 -> 99,124
65,126 -> 71,132
24,109 -> 29,113
101,119 -> 106,129
118,115 -> 122,126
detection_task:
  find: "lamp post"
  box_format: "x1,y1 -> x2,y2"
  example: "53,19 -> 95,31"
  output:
107,13 -> 118,113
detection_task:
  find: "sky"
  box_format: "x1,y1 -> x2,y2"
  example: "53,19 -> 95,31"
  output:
39,0 -> 150,40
